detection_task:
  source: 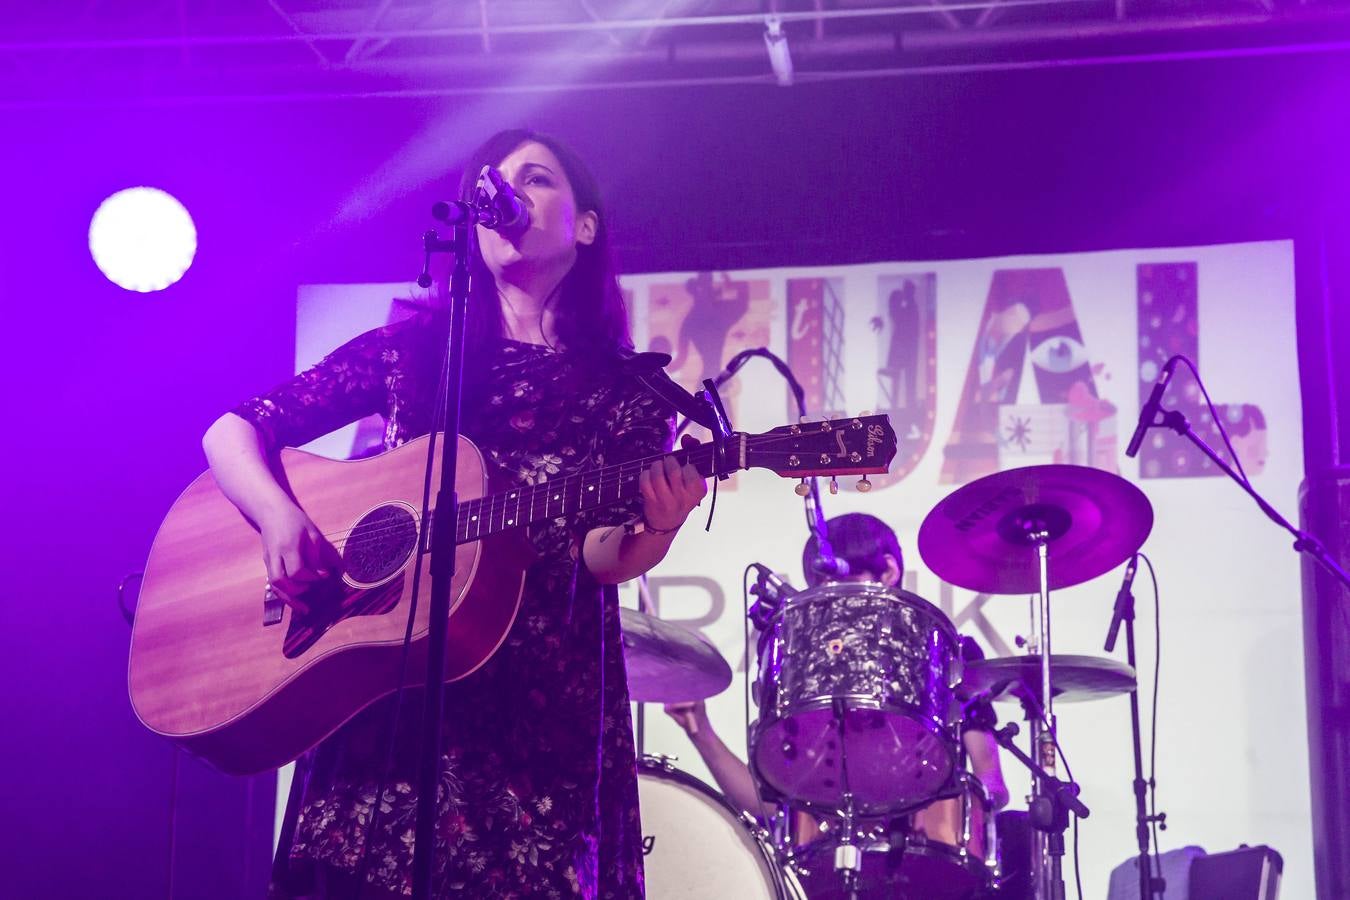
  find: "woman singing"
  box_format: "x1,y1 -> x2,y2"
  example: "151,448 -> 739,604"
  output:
203,129 -> 707,899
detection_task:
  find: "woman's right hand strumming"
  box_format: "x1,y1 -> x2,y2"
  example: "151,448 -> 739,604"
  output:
257,501 -> 342,609
203,412 -> 342,611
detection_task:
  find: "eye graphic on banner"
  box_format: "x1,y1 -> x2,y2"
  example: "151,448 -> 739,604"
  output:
1137,262 -> 1269,478
941,268 -> 1118,484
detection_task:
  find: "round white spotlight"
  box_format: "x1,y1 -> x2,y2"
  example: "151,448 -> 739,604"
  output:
89,187 -> 197,292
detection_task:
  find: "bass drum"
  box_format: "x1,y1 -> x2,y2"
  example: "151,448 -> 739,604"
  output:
792,773 -> 1000,900
638,756 -> 802,899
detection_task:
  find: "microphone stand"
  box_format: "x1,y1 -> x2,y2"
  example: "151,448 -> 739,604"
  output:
1140,404 -> 1350,593
1110,574 -> 1165,898
410,225 -> 466,899
990,720 -> 1090,900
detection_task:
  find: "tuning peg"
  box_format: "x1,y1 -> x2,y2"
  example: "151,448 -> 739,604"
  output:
855,476 -> 873,493
795,479 -> 811,497
829,477 -> 839,495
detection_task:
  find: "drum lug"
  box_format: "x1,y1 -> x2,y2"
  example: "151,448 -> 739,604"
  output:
640,753 -> 679,772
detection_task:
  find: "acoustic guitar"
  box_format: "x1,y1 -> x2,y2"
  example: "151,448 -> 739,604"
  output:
128,415 -> 896,775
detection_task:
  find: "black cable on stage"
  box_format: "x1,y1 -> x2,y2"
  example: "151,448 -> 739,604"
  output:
1072,813 -> 1083,900
1138,551 -> 1165,889
1174,355 -> 1249,485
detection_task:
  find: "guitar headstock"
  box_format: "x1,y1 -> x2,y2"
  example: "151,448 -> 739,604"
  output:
744,414 -> 898,479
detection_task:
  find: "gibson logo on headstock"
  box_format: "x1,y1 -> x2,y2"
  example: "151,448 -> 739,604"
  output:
865,423 -> 886,458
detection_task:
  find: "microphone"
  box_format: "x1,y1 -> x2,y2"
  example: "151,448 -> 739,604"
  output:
474,165 -> 530,233
749,563 -> 799,600
429,165 -> 531,234
748,563 -> 798,630
1125,356 -> 1179,459
1103,555 -> 1139,653
810,554 -> 850,579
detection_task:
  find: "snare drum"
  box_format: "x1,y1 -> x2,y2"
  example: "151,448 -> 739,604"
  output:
752,583 -> 963,815
637,756 -> 802,899
792,773 -> 1000,900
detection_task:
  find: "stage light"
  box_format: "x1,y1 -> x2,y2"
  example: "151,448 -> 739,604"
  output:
764,16 -> 794,87
89,187 -> 197,292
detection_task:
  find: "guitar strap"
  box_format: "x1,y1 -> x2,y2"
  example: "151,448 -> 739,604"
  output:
616,350 -> 719,430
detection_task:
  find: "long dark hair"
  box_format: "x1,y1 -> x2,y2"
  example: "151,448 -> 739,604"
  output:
449,130 -> 632,389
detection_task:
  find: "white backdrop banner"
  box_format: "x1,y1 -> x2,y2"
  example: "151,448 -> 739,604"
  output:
292,239 -> 1309,898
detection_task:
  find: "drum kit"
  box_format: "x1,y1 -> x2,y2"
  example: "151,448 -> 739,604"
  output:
623,463 -> 1155,899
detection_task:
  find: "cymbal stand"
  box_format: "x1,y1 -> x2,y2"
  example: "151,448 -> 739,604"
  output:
633,574 -> 653,757
1021,525 -> 1061,899
1015,528 -> 1058,900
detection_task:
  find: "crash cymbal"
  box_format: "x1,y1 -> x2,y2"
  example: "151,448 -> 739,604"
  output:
963,654 -> 1137,705
918,464 -> 1153,594
620,607 -> 732,704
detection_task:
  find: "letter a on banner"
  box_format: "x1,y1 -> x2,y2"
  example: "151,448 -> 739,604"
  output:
940,268 -> 1118,484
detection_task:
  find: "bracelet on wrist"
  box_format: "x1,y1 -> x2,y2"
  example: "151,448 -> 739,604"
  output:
641,515 -> 681,536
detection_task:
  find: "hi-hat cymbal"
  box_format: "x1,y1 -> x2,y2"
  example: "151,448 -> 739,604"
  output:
918,464 -> 1153,594
620,607 -> 732,704
963,654 -> 1137,705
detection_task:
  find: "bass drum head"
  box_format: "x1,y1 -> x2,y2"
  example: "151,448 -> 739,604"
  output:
638,758 -> 799,899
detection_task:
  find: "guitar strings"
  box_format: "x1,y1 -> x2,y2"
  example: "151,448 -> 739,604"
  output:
308,428 -> 846,551
299,427 -> 857,551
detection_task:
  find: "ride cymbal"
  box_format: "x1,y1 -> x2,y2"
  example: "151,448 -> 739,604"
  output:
918,464 -> 1153,594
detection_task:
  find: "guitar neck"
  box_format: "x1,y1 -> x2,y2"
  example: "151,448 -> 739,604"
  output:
452,436 -> 742,544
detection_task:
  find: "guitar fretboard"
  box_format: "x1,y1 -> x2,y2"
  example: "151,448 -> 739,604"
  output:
451,436 -> 741,543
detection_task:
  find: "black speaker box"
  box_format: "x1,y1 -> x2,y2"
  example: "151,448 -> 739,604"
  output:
1189,845 -> 1283,900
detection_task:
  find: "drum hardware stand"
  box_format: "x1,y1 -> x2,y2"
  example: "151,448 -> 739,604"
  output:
831,698 -> 864,900
991,721 -> 1090,900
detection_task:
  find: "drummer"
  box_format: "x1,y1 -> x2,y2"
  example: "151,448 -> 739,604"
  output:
663,512 -> 1009,834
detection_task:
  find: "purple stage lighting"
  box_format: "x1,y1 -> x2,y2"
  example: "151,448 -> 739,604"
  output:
89,187 -> 197,292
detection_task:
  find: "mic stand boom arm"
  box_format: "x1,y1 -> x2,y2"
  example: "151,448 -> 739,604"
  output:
990,720 -> 1089,899
1143,405 -> 1350,593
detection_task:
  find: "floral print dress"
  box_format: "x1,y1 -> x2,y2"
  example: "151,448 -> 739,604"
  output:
237,311 -> 673,899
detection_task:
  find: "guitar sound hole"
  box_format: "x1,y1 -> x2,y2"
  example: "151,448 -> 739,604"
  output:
343,505 -> 419,585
